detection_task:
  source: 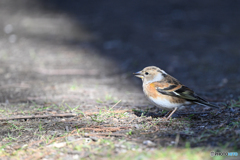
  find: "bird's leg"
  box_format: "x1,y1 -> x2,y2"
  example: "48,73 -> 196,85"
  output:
164,110 -> 172,118
166,107 -> 178,120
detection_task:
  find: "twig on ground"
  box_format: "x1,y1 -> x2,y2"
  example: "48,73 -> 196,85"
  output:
83,109 -> 131,116
109,100 -> 121,110
0,113 -> 77,121
86,133 -> 126,137
176,111 -> 211,115
80,126 -> 131,132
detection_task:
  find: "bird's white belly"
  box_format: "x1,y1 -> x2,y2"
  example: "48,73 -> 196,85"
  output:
148,97 -> 186,110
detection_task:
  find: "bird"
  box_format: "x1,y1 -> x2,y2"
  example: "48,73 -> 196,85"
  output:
134,66 -> 219,120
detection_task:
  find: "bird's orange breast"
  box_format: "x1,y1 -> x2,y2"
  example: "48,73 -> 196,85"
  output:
144,83 -> 162,99
144,82 -> 186,104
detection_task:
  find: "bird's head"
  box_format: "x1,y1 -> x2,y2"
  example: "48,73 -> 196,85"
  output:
134,66 -> 167,84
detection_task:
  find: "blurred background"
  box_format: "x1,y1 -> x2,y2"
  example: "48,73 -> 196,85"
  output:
0,0 -> 240,106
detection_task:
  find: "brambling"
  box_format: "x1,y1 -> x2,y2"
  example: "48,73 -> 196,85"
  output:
134,66 -> 219,120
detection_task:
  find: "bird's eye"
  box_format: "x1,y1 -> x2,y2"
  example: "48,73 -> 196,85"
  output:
145,72 -> 149,75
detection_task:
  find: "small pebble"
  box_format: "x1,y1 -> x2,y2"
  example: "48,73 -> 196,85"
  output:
90,137 -> 98,142
4,24 -> 13,34
200,114 -> 208,117
73,155 -> 79,159
143,140 -> 156,147
112,118 -> 118,123
67,136 -> 75,141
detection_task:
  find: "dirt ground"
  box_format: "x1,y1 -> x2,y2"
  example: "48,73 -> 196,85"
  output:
0,0 -> 240,160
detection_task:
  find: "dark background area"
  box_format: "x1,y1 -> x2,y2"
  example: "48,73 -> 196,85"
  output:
41,0 -> 240,99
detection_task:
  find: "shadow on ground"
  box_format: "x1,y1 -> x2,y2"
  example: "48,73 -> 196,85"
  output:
30,0 -> 240,98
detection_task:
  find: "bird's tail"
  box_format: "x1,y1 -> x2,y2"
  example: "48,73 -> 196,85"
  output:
195,100 -> 219,109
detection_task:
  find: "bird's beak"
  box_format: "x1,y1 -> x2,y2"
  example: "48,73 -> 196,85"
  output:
133,71 -> 143,79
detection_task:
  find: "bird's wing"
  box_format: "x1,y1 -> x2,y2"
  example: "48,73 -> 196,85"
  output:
154,81 -> 207,102
154,82 -> 219,108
